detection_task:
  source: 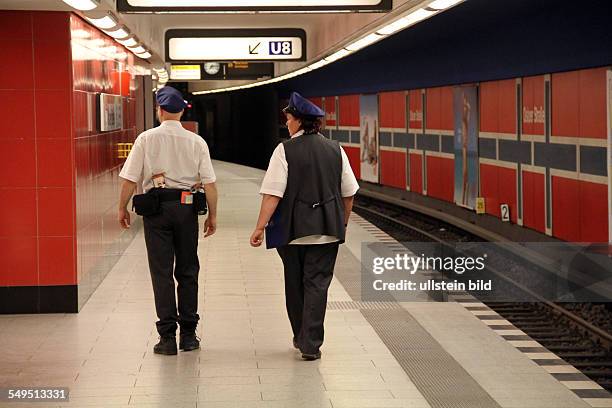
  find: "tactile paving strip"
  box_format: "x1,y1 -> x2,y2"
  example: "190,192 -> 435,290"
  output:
327,301 -> 403,310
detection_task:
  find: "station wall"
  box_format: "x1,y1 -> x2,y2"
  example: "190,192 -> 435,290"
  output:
0,11 -> 146,313
312,66 -> 610,243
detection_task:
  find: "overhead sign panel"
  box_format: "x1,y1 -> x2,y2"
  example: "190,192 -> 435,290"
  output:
118,0 -> 391,13
166,29 -> 306,62
170,65 -> 202,80
169,62 -> 274,80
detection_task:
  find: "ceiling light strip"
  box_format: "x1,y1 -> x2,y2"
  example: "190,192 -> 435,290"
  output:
192,0 -> 465,95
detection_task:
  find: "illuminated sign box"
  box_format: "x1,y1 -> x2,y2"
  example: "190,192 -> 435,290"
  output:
170,65 -> 202,80
118,0 -> 391,13
97,93 -> 123,132
166,29 -> 306,62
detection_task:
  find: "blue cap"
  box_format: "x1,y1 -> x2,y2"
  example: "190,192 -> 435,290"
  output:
156,86 -> 187,113
283,92 -> 325,118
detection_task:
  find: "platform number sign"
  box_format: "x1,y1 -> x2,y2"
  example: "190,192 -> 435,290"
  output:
269,41 -> 292,56
500,204 -> 510,222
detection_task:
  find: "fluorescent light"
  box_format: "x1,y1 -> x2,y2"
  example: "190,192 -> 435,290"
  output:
117,37 -> 138,47
103,26 -> 130,39
324,49 -> 351,63
62,0 -> 99,11
345,33 -> 383,51
308,60 -> 329,71
377,8 -> 436,35
128,45 -> 146,54
71,29 -> 90,39
136,51 -> 152,59
86,15 -> 117,30
428,0 -> 463,10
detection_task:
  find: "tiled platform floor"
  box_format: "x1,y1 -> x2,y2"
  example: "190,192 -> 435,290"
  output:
0,161 -> 594,407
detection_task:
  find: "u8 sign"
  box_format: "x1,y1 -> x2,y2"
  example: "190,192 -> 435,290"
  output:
269,41 -> 292,56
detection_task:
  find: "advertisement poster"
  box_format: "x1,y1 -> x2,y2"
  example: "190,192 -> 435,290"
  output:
453,85 -> 479,209
360,94 -> 379,183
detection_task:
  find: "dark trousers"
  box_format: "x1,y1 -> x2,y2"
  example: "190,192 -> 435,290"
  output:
277,242 -> 340,354
143,201 -> 200,337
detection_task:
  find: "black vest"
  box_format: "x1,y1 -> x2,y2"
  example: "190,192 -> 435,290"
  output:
265,132 -> 345,249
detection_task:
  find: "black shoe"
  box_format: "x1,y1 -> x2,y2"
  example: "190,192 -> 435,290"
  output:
154,336 -> 177,355
301,351 -> 321,361
179,333 -> 200,351
292,337 -> 299,349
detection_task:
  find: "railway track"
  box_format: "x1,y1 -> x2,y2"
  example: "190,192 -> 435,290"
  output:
353,195 -> 612,392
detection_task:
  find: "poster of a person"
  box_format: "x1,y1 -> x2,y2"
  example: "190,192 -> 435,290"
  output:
360,94 -> 379,183
453,86 -> 478,209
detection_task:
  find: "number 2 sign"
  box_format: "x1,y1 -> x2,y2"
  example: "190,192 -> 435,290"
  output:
500,204 -> 510,222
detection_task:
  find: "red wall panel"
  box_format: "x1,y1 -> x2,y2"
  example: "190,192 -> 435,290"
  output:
309,97 -> 323,109
408,90 -> 423,131
39,237 -> 75,285
498,167 -> 518,223
324,96 -> 337,127
426,156 -> 454,202
522,171 -> 546,233
338,95 -> 360,127
552,71 -> 580,137
480,81 -> 499,133
409,153 -> 423,194
380,150 -> 406,189
498,79 -> 516,134
522,75 -> 545,136
480,163 -> 499,216
0,11 -> 75,287
578,67 -> 607,139
0,39 -> 35,90
380,91 -> 406,129
343,146 -> 361,179
392,91 -> 407,130
579,181 -> 608,242
552,176 -> 580,241
0,238 -> 38,287
480,79 -> 516,134
0,11 -> 147,291
379,92 -> 394,129
480,164 -> 517,223
440,87 -> 454,131
426,87 -> 441,131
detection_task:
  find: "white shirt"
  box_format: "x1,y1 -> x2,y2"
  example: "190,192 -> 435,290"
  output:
119,120 -> 216,192
260,130 -> 359,245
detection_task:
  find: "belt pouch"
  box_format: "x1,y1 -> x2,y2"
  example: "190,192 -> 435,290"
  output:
193,192 -> 207,215
132,192 -> 160,216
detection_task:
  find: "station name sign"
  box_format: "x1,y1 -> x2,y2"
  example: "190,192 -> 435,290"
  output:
166,29 -> 306,62
118,0 -> 391,13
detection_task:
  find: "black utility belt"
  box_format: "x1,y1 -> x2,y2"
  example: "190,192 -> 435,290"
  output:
132,188 -> 207,217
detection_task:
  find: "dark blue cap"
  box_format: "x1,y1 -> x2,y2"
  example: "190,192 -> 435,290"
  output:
156,86 -> 187,113
283,92 -> 325,118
